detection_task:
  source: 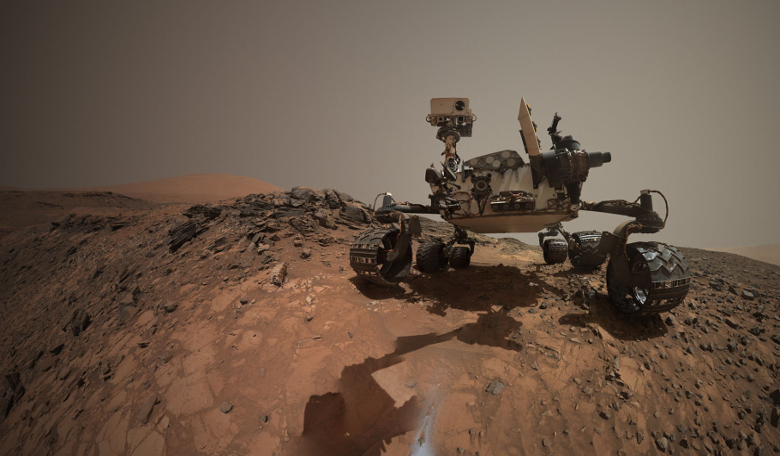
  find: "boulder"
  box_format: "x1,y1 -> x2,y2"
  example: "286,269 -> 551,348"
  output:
313,209 -> 336,229
341,206 -> 366,224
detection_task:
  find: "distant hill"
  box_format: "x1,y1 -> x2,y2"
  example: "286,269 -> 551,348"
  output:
0,190 -> 157,240
708,243 -> 780,266
0,174 -> 282,239
80,173 -> 283,204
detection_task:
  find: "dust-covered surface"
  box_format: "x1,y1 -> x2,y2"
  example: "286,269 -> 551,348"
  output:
1,187 -> 779,456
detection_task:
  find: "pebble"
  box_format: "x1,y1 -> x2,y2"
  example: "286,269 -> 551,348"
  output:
220,402 -> 233,413
57,366 -> 71,381
485,379 -> 504,395
163,302 -> 178,313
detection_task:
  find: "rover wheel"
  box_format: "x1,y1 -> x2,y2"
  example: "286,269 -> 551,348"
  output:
569,231 -> 607,269
415,241 -> 448,273
542,239 -> 567,265
349,228 -> 412,286
607,242 -> 691,315
449,246 -> 472,269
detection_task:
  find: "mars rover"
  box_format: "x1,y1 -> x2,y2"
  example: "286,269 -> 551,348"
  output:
349,97 -> 691,315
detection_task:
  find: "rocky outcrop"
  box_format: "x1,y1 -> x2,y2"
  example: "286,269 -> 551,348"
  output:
0,187 -> 778,456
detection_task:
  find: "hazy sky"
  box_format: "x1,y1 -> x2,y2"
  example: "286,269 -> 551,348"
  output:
1,1 -> 779,248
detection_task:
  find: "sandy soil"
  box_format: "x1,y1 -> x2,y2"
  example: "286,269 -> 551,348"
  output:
0,187 -> 778,456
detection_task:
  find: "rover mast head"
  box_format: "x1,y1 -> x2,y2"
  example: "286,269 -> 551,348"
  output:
427,98 -> 477,172
427,98 -> 476,137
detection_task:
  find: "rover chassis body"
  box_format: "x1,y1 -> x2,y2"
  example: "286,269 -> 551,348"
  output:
349,97 -> 691,316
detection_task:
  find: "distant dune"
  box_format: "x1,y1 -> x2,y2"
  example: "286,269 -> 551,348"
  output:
81,173 -> 283,204
708,243 -> 780,266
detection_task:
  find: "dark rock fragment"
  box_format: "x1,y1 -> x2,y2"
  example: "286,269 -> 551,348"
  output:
274,207 -> 306,219
323,189 -> 342,209
485,379 -> 504,395
1,373 -> 21,394
38,357 -> 56,372
168,220 -> 201,252
67,309 -> 91,336
313,209 -> 336,229
140,394 -> 159,424
770,389 -> 780,406
57,367 -> 71,381
341,206 -> 367,224
1,372 -> 25,418
162,302 -> 178,313
270,262 -> 287,286
118,298 -> 140,326
184,204 -> 223,220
